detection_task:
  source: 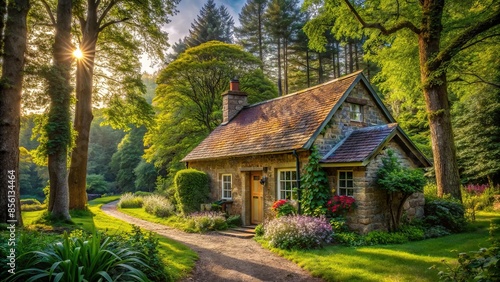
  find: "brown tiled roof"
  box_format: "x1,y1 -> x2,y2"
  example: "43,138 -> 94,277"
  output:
182,72 -> 361,161
321,123 -> 398,163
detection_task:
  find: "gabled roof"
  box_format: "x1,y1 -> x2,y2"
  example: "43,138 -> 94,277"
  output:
321,123 -> 431,167
182,71 -> 396,162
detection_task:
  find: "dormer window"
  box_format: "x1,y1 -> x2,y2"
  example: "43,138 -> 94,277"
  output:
350,104 -> 362,122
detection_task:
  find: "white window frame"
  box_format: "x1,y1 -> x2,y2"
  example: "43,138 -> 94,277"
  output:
350,104 -> 363,122
338,170 -> 354,196
277,169 -> 297,200
221,174 -> 232,199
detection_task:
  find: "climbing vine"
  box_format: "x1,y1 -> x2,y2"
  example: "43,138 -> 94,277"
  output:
300,146 -> 330,216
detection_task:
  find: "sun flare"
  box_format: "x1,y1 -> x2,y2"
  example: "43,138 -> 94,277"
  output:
73,48 -> 83,59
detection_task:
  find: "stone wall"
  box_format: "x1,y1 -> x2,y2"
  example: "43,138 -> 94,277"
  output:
188,151 -> 310,226
314,83 -> 390,155
325,140 -> 425,234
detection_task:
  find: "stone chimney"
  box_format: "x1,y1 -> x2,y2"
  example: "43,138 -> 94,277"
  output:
222,79 -> 247,124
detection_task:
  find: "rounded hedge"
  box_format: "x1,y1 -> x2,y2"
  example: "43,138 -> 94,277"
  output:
174,169 -> 210,215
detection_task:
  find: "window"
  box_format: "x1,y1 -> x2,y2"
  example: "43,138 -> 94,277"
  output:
278,169 -> 297,200
338,171 -> 354,196
350,104 -> 362,122
221,174 -> 232,199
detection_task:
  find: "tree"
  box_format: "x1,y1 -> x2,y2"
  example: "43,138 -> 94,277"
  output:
304,0 -> 500,200
264,0 -> 303,95
110,126 -> 147,193
235,0 -> 269,70
65,0 -> 178,209
45,0 -> 72,220
145,41 -> 277,184
185,0 -> 234,48
0,0 -> 30,225
377,150 -> 426,232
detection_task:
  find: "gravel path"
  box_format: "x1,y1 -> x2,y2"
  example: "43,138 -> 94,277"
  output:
101,201 -> 323,282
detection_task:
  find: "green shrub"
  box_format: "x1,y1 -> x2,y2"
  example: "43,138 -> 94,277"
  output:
118,193 -> 144,208
332,232 -> 365,247
364,230 -> 409,245
20,204 -> 46,211
271,200 -> 296,217
226,215 -> 242,227
425,225 -> 452,238
9,231 -> 149,282
143,195 -> 174,218
135,191 -> 153,197
85,174 -> 109,194
20,198 -> 41,205
329,217 -> 349,233
425,199 -> 467,233
399,225 -> 425,241
188,211 -> 227,232
174,169 -> 209,215
254,224 -> 264,237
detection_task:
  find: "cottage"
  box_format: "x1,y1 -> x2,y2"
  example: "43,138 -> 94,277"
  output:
182,71 -> 430,233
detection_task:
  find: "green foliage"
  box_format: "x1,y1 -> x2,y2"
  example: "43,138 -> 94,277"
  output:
9,231 -> 150,282
173,169 -> 210,216
185,0 -> 234,48
21,198 -> 41,205
254,223 -> 265,237
110,126 -> 147,192
186,211 -> 228,232
226,215 -> 242,227
300,146 -> 330,216
134,160 -> 157,192
424,199 -> 467,233
118,193 -> 144,209
461,185 -> 496,221
364,230 -> 409,245
143,195 -> 175,218
271,200 -> 297,217
437,222 -> 500,282
85,174 -> 109,194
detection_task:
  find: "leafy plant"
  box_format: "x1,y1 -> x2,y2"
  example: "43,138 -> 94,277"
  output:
9,231 -> 150,282
264,215 -> 332,249
300,146 -> 330,216
173,169 -> 210,215
143,194 -> 174,218
254,223 -> 264,237
118,192 -> 144,208
424,199 -> 466,233
187,211 -> 228,232
271,199 -> 296,217
326,195 -> 356,218
377,150 -> 426,231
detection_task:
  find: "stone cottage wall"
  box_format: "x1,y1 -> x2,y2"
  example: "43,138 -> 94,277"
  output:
187,151 -> 310,226
325,140 -> 425,234
314,83 -> 390,155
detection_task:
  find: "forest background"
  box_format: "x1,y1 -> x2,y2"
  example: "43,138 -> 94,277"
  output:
8,0 -> 500,213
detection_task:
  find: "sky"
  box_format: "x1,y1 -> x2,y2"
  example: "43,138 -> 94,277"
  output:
141,0 -> 246,73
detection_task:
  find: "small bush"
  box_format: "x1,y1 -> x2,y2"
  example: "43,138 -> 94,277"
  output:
332,232 -> 364,247
226,215 -> 242,227
20,198 -> 41,205
399,225 -> 425,241
118,193 -> 144,208
271,200 -> 296,217
424,225 -> 451,238
425,199 -> 467,233
188,211 -> 228,232
254,224 -> 264,237
174,169 -> 210,215
86,174 -> 109,194
264,215 -> 333,249
329,217 -> 349,233
143,194 -> 174,217
20,204 -> 46,211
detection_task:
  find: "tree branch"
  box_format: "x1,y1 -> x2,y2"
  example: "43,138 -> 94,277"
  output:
40,0 -> 56,26
97,0 -> 118,27
342,0 -> 420,35
99,18 -> 130,32
430,8 -> 500,69
456,72 -> 500,89
459,33 -> 500,52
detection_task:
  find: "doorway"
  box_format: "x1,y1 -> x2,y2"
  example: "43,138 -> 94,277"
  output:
250,172 -> 263,224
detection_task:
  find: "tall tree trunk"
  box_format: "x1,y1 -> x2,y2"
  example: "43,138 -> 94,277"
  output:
258,6 -> 264,71
318,53 -> 323,84
306,49 -> 310,88
0,0 -> 30,226
277,37 -> 282,96
336,41 -> 341,77
0,0 -> 6,54
348,41 -> 354,73
68,4 -> 99,209
47,0 -> 72,220
354,40 -> 360,70
284,38 -> 288,95
419,0 -> 461,200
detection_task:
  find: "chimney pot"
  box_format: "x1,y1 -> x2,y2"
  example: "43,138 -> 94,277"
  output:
230,79 -> 239,91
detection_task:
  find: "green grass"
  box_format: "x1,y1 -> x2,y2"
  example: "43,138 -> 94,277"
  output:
21,196 -> 197,281
259,211 -> 500,282
119,207 -> 195,231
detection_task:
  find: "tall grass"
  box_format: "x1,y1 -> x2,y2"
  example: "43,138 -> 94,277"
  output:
118,193 -> 144,208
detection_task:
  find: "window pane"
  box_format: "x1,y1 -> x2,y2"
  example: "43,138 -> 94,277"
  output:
340,180 -> 346,187
339,171 -> 346,179
347,172 -> 353,179
347,180 -> 353,188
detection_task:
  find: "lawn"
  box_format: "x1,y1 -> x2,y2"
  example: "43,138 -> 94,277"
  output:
21,196 -> 197,281
261,211 -> 500,282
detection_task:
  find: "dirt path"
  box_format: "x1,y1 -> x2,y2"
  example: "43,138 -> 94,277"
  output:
101,202 -> 323,282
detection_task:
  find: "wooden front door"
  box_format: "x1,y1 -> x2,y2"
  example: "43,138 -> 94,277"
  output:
250,172 -> 263,224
